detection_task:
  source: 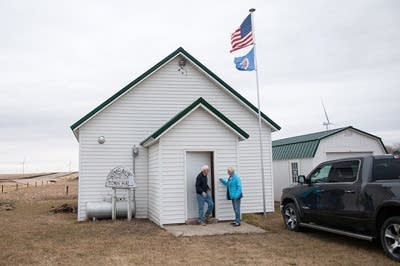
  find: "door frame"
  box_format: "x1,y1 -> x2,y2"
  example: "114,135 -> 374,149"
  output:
183,150 -> 216,221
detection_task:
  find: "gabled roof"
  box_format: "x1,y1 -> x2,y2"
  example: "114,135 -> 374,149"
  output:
70,47 -> 280,138
272,126 -> 387,160
141,97 -> 249,147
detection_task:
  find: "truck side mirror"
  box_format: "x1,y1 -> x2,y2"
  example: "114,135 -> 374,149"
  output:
298,175 -> 306,184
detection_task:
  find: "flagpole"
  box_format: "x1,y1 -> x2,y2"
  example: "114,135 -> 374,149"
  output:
249,8 -> 267,220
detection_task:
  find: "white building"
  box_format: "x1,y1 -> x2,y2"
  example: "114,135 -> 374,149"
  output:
70,47 -> 281,225
272,126 -> 386,201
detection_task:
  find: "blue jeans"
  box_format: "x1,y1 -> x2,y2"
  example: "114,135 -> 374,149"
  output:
197,192 -> 214,222
232,198 -> 241,224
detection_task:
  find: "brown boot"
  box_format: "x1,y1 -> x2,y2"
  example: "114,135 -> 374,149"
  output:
205,216 -> 213,223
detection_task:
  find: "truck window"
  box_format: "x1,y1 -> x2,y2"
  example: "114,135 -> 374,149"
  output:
310,164 -> 332,183
328,160 -> 359,183
373,159 -> 400,181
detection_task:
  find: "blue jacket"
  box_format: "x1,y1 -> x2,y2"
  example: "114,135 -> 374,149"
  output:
220,174 -> 243,200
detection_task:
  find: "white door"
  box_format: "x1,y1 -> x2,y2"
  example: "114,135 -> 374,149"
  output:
186,152 -> 212,220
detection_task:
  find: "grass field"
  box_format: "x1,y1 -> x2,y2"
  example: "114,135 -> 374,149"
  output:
0,179 -> 396,265
0,172 -> 78,195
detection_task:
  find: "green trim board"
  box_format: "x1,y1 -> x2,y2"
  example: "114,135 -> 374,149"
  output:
70,47 -> 280,135
272,126 -> 387,160
140,97 -> 249,147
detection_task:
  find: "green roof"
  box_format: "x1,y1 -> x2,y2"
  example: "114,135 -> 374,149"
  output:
70,47 -> 280,136
272,126 -> 387,160
140,97 -> 249,147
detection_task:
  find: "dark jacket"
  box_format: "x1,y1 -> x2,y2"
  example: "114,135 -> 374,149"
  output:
196,172 -> 210,195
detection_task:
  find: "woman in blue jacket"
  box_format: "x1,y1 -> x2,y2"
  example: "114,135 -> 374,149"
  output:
219,167 -> 243,226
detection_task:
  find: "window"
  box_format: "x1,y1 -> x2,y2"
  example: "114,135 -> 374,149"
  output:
328,160 -> 359,183
310,164 -> 332,183
291,162 -> 299,182
310,160 -> 359,184
373,159 -> 400,181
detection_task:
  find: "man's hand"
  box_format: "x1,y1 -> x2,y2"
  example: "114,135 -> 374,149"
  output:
202,192 -> 207,197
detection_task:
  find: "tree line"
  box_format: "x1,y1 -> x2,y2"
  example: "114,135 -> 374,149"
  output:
386,143 -> 400,158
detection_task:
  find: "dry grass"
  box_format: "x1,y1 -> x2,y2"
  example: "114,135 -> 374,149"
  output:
0,180 -> 396,266
0,179 -> 77,201
0,172 -> 78,195
0,173 -> 50,181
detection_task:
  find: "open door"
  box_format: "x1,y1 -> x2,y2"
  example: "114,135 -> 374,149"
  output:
185,151 -> 214,221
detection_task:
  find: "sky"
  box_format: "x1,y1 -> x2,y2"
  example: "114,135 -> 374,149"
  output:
0,0 -> 399,173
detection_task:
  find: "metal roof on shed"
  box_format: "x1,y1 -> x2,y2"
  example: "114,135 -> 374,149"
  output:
272,126 -> 386,160
273,140 -> 320,160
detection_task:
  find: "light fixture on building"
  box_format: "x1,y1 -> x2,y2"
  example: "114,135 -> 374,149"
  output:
132,145 -> 139,156
98,136 -> 106,144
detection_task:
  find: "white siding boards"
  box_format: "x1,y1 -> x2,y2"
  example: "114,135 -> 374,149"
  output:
157,108 -> 239,224
71,47 -> 281,224
148,143 -> 161,225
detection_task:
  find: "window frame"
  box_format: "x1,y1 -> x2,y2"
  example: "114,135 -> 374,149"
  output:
309,159 -> 361,185
372,158 -> 400,181
290,161 -> 299,183
309,163 -> 333,184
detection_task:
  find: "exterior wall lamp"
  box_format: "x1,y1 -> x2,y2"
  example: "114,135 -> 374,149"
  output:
98,136 -> 106,144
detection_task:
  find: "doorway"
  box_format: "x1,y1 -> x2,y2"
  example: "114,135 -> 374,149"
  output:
185,151 -> 215,220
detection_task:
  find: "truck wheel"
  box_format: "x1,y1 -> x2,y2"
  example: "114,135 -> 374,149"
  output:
381,216 -> 400,262
283,203 -> 301,231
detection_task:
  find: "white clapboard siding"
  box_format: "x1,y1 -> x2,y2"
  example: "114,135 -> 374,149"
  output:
78,129 -> 149,221
148,142 -> 161,225
77,55 -> 275,221
273,158 -> 314,202
159,107 -> 238,224
314,128 -> 386,164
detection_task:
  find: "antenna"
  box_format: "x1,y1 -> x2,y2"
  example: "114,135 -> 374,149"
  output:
321,100 -> 334,130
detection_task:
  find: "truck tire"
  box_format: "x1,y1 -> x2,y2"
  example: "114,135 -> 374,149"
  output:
283,203 -> 301,231
381,216 -> 400,262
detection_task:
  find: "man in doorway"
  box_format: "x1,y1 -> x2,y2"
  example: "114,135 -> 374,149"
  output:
195,165 -> 214,225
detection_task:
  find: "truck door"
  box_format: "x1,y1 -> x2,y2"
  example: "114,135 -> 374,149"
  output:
296,163 -> 333,222
317,160 -> 361,229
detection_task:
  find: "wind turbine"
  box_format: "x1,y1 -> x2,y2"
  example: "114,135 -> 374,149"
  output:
20,157 -> 26,176
321,100 -> 334,130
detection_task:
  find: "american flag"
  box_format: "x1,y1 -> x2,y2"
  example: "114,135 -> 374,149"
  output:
230,14 -> 253,53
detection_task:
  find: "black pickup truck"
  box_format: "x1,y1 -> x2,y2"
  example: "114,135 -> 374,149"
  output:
280,155 -> 400,261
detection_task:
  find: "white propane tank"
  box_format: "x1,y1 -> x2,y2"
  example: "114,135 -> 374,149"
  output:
86,200 -> 134,219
